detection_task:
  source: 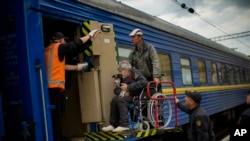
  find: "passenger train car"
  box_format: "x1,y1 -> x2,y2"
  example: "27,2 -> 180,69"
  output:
0,0 -> 250,140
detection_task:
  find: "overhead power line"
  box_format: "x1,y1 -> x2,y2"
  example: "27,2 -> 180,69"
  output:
209,31 -> 250,41
171,0 -> 250,50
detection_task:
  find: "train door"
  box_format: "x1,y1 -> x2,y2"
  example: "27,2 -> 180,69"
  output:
42,16 -> 88,137
42,16 -> 118,139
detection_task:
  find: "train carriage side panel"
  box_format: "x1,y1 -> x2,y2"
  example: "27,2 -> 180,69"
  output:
0,0 -> 53,140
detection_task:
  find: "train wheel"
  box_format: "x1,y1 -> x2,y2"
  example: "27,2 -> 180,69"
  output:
147,92 -> 172,128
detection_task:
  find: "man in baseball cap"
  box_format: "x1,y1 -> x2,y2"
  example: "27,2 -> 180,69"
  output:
185,90 -> 201,104
129,28 -> 143,36
175,90 -> 215,141
51,32 -> 69,41
128,28 -> 161,85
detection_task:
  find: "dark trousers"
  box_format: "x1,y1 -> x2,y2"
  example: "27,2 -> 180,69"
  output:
109,95 -> 133,127
49,88 -> 68,141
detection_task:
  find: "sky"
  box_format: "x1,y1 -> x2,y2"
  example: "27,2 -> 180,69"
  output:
116,0 -> 250,56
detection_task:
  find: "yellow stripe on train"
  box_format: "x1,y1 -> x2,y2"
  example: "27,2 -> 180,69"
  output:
162,84 -> 250,95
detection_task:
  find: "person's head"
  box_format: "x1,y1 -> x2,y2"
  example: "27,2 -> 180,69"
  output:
247,89 -> 250,105
51,32 -> 68,43
117,60 -> 132,78
129,28 -> 143,46
184,90 -> 201,109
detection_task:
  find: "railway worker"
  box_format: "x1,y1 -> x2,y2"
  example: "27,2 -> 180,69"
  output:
128,28 -> 161,84
44,29 -> 100,141
102,60 -> 148,132
238,89 -> 250,129
175,90 -> 215,141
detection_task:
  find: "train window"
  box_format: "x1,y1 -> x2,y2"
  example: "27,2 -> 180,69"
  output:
221,64 -> 227,84
198,60 -> 207,85
248,69 -> 250,82
243,69 -> 248,83
229,65 -> 234,84
117,46 -> 132,61
181,58 -> 192,86
158,53 -> 172,82
235,67 -> 240,84
211,62 -> 218,85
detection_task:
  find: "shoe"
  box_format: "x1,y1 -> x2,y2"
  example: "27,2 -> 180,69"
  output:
112,126 -> 129,132
102,125 -> 114,132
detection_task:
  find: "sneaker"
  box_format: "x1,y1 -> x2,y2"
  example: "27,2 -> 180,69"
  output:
102,125 -> 114,132
112,126 -> 129,132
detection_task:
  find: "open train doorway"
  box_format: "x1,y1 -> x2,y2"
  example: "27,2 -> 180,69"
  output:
41,16 -> 87,138
42,16 -> 79,48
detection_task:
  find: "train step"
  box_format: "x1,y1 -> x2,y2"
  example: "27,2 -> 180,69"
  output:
82,129 -> 158,141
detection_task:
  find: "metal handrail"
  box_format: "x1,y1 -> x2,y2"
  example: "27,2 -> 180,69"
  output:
146,81 -> 178,128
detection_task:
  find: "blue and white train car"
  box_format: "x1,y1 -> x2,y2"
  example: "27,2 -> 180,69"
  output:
0,0 -> 250,140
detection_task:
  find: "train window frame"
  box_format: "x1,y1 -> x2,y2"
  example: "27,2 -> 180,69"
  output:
197,60 -> 207,85
228,65 -> 234,84
211,62 -> 218,85
180,57 -> 192,86
242,69 -> 248,83
158,53 -> 172,82
248,69 -> 250,82
116,45 -> 132,63
235,67 -> 240,84
220,63 -> 227,85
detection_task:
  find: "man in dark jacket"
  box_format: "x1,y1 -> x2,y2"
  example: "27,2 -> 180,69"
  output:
102,60 -> 148,132
239,89 -> 250,128
175,90 -> 215,141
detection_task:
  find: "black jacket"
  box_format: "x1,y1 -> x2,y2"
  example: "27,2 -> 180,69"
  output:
178,103 -> 215,141
113,69 -> 148,96
239,107 -> 250,128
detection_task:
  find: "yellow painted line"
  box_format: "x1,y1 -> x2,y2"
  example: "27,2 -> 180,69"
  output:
136,131 -> 142,138
83,133 -> 99,140
81,21 -> 90,35
151,129 -> 157,136
92,132 -> 107,140
106,132 -> 124,140
83,21 -> 91,29
144,131 -> 150,137
99,132 -> 116,140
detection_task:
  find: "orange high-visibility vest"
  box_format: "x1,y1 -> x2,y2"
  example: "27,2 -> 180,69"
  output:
45,42 -> 65,91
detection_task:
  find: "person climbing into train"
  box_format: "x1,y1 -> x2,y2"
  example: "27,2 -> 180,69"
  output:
44,29 -> 100,141
175,90 -> 215,141
102,60 -> 148,132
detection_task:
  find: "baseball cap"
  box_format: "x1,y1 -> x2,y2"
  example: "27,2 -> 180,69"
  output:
129,28 -> 143,36
185,90 -> 201,104
51,32 -> 68,40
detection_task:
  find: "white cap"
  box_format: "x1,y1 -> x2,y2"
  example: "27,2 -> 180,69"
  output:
129,28 -> 143,36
